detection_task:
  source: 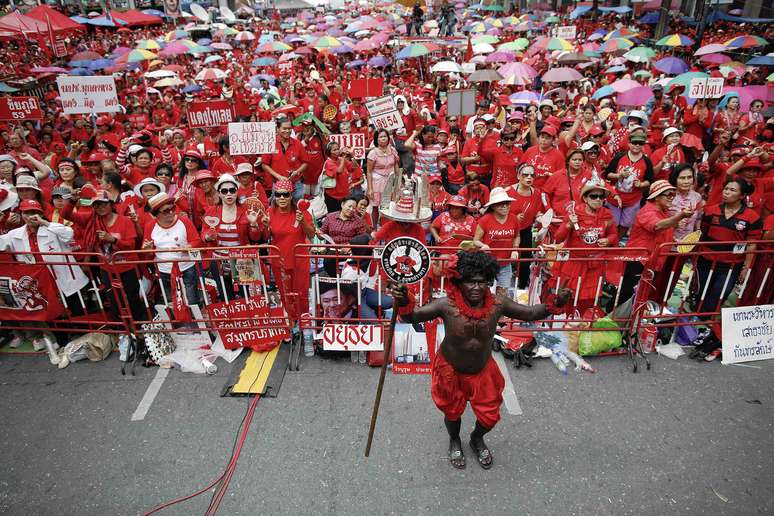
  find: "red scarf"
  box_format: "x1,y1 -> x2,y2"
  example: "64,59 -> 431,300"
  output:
445,283 -> 497,320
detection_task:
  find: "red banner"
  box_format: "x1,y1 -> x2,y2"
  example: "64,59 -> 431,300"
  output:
0,97 -> 43,122
188,100 -> 234,128
347,78 -> 385,99
207,296 -> 290,352
0,263 -> 65,321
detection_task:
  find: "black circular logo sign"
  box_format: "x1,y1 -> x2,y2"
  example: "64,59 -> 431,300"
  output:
380,237 -> 431,285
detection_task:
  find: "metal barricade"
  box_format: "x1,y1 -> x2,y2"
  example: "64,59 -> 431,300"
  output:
0,250 -> 130,337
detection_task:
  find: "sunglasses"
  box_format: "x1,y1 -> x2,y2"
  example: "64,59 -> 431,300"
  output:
586,193 -> 606,200
630,141 -> 645,146
220,188 -> 237,195
156,172 -> 173,177
275,191 -> 291,198
501,136 -> 515,141
158,206 -> 175,215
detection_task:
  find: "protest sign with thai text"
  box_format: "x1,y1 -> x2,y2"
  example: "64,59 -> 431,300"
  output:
56,76 -> 120,114
721,305 -> 774,364
228,122 -> 276,155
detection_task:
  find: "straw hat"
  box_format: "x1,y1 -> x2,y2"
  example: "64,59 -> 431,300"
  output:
133,177 -> 166,197
484,187 -> 516,208
147,192 -> 175,213
14,175 -> 41,192
647,179 -> 676,200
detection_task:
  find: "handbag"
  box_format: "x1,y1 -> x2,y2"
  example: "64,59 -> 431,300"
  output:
320,174 -> 336,189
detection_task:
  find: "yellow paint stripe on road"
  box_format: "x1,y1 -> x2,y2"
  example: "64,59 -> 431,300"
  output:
231,346 -> 280,394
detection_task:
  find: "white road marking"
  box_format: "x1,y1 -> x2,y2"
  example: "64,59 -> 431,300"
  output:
131,367 -> 169,421
494,352 -> 523,416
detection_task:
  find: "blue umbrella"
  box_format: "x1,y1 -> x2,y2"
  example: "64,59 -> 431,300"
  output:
0,82 -> 19,93
332,45 -> 354,54
70,15 -> 89,23
197,38 -> 212,46
747,55 -> 774,66
182,84 -> 202,93
142,9 -> 165,17
88,59 -> 114,70
592,85 -> 616,100
252,57 -> 277,66
69,60 -> 92,67
68,68 -> 90,76
249,74 -> 277,88
605,65 -> 627,73
509,91 -> 538,104
654,57 -> 688,74
345,60 -> 366,68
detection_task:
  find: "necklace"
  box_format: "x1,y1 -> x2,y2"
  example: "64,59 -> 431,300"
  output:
445,283 -> 496,320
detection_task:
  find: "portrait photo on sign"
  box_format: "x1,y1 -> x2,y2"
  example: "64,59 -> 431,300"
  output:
316,275 -> 360,322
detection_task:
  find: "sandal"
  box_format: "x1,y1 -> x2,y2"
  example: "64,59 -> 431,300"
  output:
449,441 -> 466,469
469,439 -> 493,470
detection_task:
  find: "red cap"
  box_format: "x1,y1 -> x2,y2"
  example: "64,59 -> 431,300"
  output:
193,170 -> 216,184
428,174 -> 442,183
545,115 -> 561,128
561,115 -> 575,125
589,125 -> 605,136
19,199 -> 44,213
447,195 -> 467,208
540,125 -> 558,137
183,145 -> 203,159
84,151 -> 109,163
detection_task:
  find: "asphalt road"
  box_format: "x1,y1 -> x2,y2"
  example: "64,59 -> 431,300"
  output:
1,347 -> 773,515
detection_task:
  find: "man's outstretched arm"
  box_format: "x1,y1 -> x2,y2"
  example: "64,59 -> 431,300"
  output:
501,287 -> 573,322
389,283 -> 445,324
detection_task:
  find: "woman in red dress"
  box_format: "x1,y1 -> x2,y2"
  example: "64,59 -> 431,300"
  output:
265,180 -> 315,319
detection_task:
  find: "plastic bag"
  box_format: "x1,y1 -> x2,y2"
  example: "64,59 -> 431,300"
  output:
578,317 -> 622,356
656,343 -> 685,360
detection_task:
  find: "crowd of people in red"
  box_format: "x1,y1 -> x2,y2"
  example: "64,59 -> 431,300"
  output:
0,2 -> 772,363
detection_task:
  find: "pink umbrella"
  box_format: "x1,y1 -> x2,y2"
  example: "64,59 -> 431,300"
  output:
723,85 -> 774,111
486,51 -> 517,63
699,53 -> 731,64
695,43 -> 727,56
542,67 -> 583,82
498,62 -> 538,78
31,66 -> 69,73
610,78 -> 641,92
354,39 -> 378,51
617,86 -> 653,106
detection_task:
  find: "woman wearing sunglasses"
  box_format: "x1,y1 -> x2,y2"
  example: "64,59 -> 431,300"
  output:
266,179 -> 315,320
201,174 -> 265,301
504,164 -> 546,289
549,177 -> 618,313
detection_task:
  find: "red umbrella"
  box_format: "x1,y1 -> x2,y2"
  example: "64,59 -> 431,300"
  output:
71,51 -> 102,61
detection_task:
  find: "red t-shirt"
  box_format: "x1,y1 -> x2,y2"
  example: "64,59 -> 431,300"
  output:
521,146 -> 566,189
431,211 -> 476,247
268,207 -> 312,271
263,137 -> 308,183
477,212 -> 519,261
608,153 -> 652,207
504,185 -> 545,230
626,202 -> 673,268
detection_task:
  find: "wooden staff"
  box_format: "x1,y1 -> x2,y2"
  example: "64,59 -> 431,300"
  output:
364,297 -> 400,457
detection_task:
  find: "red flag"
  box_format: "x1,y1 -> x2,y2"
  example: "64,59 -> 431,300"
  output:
169,262 -> 193,322
464,36 -> 473,63
0,263 -> 65,321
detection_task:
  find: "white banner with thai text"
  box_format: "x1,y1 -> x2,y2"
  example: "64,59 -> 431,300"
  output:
228,122 -> 276,155
320,324 -> 384,351
721,304 -> 774,364
365,95 -> 404,132
327,133 -> 367,160
56,76 -> 120,114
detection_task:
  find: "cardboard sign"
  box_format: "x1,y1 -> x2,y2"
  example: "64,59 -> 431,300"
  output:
0,96 -> 43,121
365,95 -> 404,132
0,264 -> 65,321
228,122 -> 276,155
188,99 -> 234,128
556,25 -> 577,40
446,89 -> 476,117
688,77 -> 725,99
348,78 -> 385,99
327,133 -> 367,159
127,113 -> 149,129
207,296 -> 290,352
56,76 -> 120,114
721,305 -> 774,365
53,38 -> 67,58
321,323 -> 384,351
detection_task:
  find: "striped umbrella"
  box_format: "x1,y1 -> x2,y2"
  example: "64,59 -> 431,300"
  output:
724,35 -> 768,49
115,49 -> 158,64
257,41 -> 292,52
235,31 -> 256,41
656,34 -> 694,47
136,39 -> 162,50
468,22 -> 493,33
195,68 -> 227,81
599,38 -> 634,53
719,61 -> 747,77
164,30 -> 189,41
531,37 -> 573,52
396,43 -> 439,59
214,27 -> 240,38
498,39 -> 529,51
604,28 -> 638,40
312,36 -> 344,49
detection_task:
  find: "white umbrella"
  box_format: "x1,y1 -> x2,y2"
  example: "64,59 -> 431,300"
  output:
473,43 -> 495,54
195,68 -> 227,81
431,61 -> 462,73
144,70 -> 177,79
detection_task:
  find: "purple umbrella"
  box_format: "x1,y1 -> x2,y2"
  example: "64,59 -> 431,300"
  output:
368,56 -> 390,67
345,60 -> 366,68
509,91 -> 539,104
654,57 -> 688,75
542,67 -> 583,83
617,85 -> 653,106
332,45 -> 354,54
700,53 -> 731,64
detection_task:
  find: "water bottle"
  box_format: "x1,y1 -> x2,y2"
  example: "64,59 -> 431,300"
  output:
201,357 -> 217,375
118,334 -> 130,362
303,329 -> 314,357
550,350 -> 568,375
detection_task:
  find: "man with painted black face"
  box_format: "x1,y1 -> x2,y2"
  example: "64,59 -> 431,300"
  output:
389,250 -> 570,470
